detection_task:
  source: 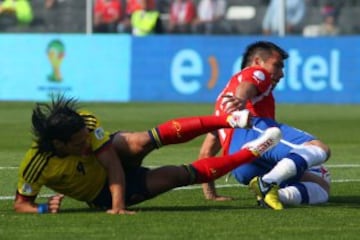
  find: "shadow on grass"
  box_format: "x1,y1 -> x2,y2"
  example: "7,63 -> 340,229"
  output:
328,195 -> 360,208
131,205 -> 247,212
60,208 -> 104,214
59,204 -> 255,214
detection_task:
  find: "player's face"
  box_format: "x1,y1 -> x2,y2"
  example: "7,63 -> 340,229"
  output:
59,128 -> 91,156
260,51 -> 284,86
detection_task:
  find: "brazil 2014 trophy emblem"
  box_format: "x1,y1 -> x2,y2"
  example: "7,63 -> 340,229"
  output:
47,39 -> 65,82
38,39 -> 71,99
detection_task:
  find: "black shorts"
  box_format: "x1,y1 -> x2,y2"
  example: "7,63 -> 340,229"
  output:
89,167 -> 150,209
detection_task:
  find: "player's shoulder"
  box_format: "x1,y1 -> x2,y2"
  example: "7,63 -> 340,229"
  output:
20,147 -> 54,182
78,109 -> 101,131
78,109 -> 96,118
241,66 -> 271,80
234,66 -> 272,90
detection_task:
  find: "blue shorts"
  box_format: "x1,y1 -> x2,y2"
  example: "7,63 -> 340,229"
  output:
229,117 -> 316,185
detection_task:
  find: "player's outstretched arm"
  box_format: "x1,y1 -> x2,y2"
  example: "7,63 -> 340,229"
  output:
96,146 -> 136,215
199,132 -> 234,201
14,193 -> 64,214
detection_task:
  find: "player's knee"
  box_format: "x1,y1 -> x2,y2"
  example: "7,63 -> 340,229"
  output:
303,182 -> 329,204
290,144 -> 328,167
305,140 -> 331,161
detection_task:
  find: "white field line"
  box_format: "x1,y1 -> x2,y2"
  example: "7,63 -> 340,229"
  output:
1,164 -> 359,200
0,167 -> 17,170
1,179 -> 360,201
1,164 -> 360,170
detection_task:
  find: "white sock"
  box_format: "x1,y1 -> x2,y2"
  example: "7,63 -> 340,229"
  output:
303,182 -> 329,204
279,182 -> 329,205
278,186 -> 302,205
262,158 -> 297,185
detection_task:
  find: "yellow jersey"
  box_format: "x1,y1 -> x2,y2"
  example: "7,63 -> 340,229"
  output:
17,110 -> 110,202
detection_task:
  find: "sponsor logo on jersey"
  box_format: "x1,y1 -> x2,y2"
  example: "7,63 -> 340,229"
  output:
21,183 -> 33,195
253,70 -> 265,82
237,74 -> 243,83
94,127 -> 105,140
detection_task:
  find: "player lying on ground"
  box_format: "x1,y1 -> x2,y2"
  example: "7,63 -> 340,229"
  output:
199,40 -> 331,210
200,128 -> 330,207
14,95 -> 281,214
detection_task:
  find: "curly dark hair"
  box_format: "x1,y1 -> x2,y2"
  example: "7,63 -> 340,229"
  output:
31,95 -> 85,153
241,41 -> 289,70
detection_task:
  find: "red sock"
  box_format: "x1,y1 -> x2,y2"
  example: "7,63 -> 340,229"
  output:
149,115 -> 229,147
190,148 -> 257,183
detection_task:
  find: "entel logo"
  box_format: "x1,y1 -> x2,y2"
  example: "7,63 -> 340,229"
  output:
171,49 -> 219,95
171,49 -> 343,95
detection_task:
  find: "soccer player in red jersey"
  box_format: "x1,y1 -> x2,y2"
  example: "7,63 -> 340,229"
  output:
14,95 -> 281,214
199,41 -> 331,210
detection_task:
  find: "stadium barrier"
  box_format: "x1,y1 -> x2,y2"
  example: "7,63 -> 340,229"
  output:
0,35 -> 358,103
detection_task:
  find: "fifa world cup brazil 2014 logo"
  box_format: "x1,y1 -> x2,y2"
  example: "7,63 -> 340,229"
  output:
47,40 -> 65,82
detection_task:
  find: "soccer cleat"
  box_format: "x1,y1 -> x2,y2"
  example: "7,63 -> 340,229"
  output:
226,109 -> 251,128
242,127 -> 282,157
255,195 -> 266,207
249,176 -> 284,210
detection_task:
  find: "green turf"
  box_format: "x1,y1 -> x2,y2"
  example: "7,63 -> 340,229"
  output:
1,102 -> 360,240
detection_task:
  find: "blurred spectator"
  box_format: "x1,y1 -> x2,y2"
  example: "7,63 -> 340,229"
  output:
0,0 -> 33,30
130,0 -> 163,36
317,3 -> 340,35
303,2 -> 341,36
45,0 -> 69,9
155,0 -> 170,14
93,0 -> 122,33
126,0 -> 155,14
118,0 -> 156,33
45,0 -> 56,9
167,0 -> 196,34
262,0 -> 306,35
192,0 -> 228,34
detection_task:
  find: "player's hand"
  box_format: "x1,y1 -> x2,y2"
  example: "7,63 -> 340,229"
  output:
48,194 -> 64,213
222,95 -> 246,113
203,182 -> 234,202
106,208 -> 136,215
205,194 -> 234,202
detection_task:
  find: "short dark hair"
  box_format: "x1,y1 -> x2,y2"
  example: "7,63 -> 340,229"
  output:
31,95 -> 85,153
241,41 -> 289,69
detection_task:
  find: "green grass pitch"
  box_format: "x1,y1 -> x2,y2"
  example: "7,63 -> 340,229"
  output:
1,102 -> 360,239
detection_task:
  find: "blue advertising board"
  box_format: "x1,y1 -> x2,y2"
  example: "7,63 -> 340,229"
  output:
0,35 -> 359,104
0,35 -> 131,102
131,36 -> 360,104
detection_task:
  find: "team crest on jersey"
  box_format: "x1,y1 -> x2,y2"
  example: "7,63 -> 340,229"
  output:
253,70 -> 265,82
94,127 -> 105,140
21,183 -> 33,195
237,75 -> 243,83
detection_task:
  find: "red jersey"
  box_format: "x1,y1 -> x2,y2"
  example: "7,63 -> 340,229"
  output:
126,0 -> 155,14
169,0 -> 196,24
215,66 -> 275,154
94,0 -> 122,23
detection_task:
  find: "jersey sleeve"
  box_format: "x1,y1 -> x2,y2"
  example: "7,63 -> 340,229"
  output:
17,149 -> 48,197
17,178 -> 42,198
239,67 -> 272,93
79,110 -> 111,152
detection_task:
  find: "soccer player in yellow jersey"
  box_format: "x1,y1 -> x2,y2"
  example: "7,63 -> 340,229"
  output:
14,95 -> 282,214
